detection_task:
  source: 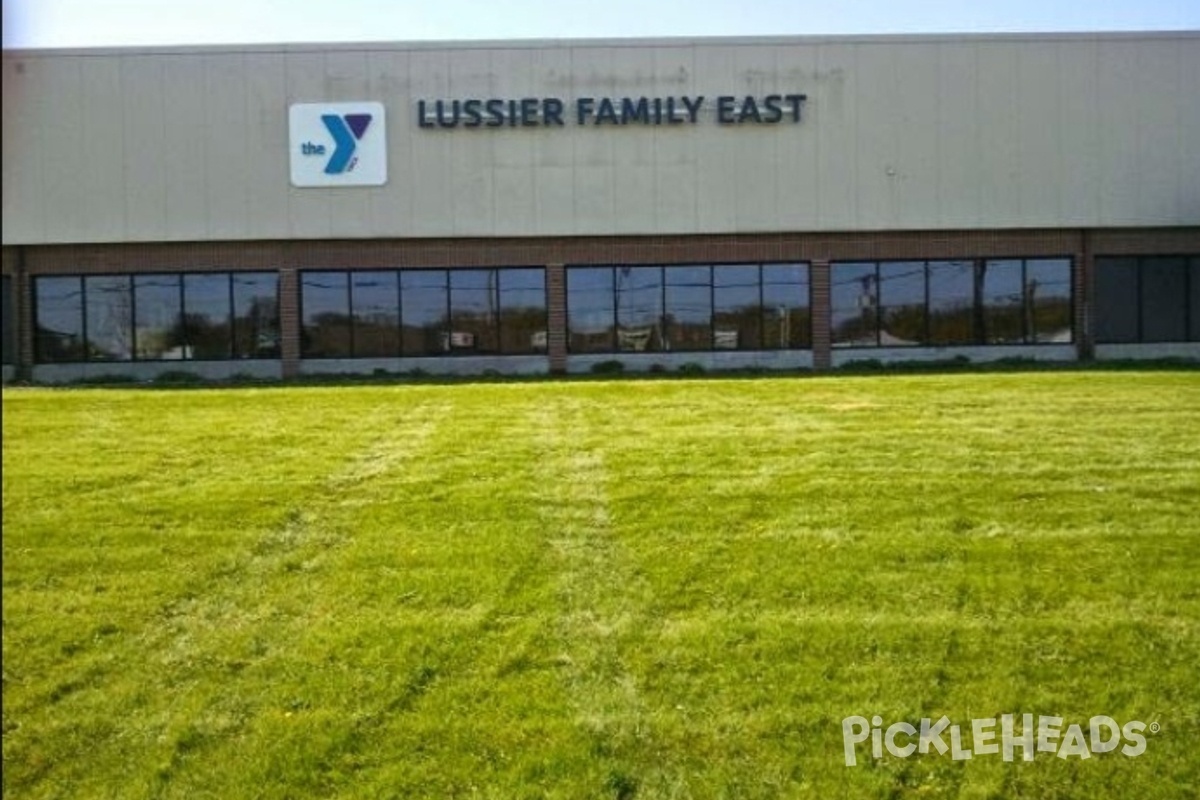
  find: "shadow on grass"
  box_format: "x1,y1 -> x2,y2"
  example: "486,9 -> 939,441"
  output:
3,356 -> 1198,392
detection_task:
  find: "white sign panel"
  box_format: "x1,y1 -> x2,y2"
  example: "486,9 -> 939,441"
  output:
289,102 -> 387,187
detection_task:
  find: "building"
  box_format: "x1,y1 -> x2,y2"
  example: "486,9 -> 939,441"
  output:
2,31 -> 1198,383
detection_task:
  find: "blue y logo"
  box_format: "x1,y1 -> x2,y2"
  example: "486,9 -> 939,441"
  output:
320,113 -> 373,174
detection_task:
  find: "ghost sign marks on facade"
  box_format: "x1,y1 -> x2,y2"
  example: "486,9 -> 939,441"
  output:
289,102 -> 387,187
415,94 -> 808,129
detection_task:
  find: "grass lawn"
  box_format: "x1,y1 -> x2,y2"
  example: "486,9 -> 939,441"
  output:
3,371 -> 1199,799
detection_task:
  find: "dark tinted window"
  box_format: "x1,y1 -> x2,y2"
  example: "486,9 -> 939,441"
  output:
1139,257 -> 1187,343
927,261 -> 975,346
1,276 -> 12,366
449,270 -> 499,353
1191,258 -> 1200,342
301,272 -> 351,358
1094,258 -> 1139,344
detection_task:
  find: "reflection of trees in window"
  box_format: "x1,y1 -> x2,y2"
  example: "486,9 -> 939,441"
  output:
763,264 -> 810,349
832,264 -> 878,347
233,273 -> 280,359
616,267 -> 664,352
35,277 -> 88,363
834,258 -> 1073,347
85,275 -> 134,361
665,266 -> 711,352
401,270 -> 449,356
498,269 -> 547,354
183,274 -> 233,359
352,272 -> 401,357
567,268 -> 615,353
714,265 -> 761,350
134,275 -> 186,360
301,271 -> 351,358
449,270 -> 500,353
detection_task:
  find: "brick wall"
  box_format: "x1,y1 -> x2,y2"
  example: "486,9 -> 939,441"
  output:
5,226 -> 1197,374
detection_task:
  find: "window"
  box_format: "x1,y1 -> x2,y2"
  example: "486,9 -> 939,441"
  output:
498,268 -> 547,354
184,274 -> 233,359
832,263 -> 878,348
85,275 -> 133,361
1,275 -> 12,366
927,261 -> 975,346
449,270 -> 499,353
833,258 -> 1073,348
762,264 -> 811,349
567,267 -> 615,353
878,262 -> 925,347
301,271 -> 352,358
401,270 -> 448,356
232,273 -> 280,359
616,267 -> 664,352
352,271 -> 401,357
134,275 -> 185,360
1095,256 -> 1199,344
1026,259 -> 1072,343
665,266 -> 711,351
567,263 -> 811,354
713,265 -> 761,350
35,277 -> 86,363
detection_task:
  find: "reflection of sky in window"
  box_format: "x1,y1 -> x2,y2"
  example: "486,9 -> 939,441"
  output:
184,275 -> 230,321
617,267 -> 662,327
666,266 -> 710,324
302,271 -> 349,322
135,275 -> 182,327
36,277 -> 84,336
451,270 -> 496,317
983,260 -> 1023,305
878,263 -> 924,307
500,268 -> 545,309
715,265 -> 759,311
85,275 -> 132,358
831,263 -> 876,325
763,264 -> 808,308
928,261 -> 973,310
401,271 -> 448,326
568,268 -> 613,332
352,272 -> 399,319
1027,259 -> 1071,298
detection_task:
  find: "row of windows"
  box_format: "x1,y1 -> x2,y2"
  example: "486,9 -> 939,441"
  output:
567,264 -> 811,353
301,268 -> 547,358
832,259 -> 1073,348
34,273 -> 279,363
1095,257 -> 1200,344
17,255 -> 1199,365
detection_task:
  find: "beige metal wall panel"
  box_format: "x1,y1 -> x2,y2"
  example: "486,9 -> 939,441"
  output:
244,53 -> 289,238
3,33 -> 1198,245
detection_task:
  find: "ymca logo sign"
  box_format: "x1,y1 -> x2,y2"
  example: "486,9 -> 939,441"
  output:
289,102 -> 387,187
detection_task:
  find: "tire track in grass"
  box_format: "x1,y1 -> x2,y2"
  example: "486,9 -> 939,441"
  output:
533,397 -> 659,797
6,399 -> 447,796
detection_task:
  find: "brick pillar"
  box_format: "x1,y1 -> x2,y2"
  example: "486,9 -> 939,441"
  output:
278,267 -> 300,379
15,248 -> 34,381
546,263 -> 567,374
1075,232 -> 1094,362
810,260 -> 832,371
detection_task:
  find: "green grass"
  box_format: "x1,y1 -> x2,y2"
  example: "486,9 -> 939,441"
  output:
3,372 -> 1198,799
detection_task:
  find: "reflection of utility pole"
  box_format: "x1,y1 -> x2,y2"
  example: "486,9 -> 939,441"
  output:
859,273 -> 876,342
778,305 -> 788,346
1025,278 -> 1039,342
973,260 -> 987,343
